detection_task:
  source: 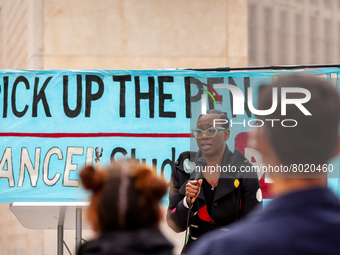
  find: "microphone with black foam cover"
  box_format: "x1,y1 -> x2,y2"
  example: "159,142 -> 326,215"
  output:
194,157 -> 207,181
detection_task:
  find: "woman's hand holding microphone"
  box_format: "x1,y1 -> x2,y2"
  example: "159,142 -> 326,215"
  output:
185,179 -> 203,205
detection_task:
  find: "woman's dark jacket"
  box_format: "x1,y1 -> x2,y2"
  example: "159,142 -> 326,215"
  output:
77,228 -> 173,255
166,145 -> 262,248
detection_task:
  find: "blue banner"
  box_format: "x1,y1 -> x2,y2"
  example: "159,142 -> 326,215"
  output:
0,69 -> 339,203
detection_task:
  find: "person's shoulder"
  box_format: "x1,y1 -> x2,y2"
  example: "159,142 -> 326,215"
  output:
77,237 -> 102,255
230,149 -> 251,166
187,225 -> 258,255
174,151 -> 198,169
187,217 -> 276,255
176,151 -> 192,162
228,149 -> 258,179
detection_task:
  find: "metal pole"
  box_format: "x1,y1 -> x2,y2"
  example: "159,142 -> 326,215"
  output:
58,224 -> 63,255
76,208 -> 82,253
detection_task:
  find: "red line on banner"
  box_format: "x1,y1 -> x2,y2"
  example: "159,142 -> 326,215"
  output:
0,132 -> 192,138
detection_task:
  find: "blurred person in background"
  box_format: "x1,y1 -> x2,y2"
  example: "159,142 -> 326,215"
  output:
77,161 -> 173,255
167,109 -> 262,253
188,76 -> 340,255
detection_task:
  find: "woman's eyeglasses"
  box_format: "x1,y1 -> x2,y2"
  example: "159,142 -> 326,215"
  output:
191,127 -> 226,138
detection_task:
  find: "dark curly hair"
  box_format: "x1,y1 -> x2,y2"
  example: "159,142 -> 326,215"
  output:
80,161 -> 167,233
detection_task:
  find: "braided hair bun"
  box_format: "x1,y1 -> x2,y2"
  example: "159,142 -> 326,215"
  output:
80,165 -> 107,192
134,165 -> 167,202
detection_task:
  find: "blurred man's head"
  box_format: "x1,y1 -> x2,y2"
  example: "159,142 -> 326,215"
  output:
254,76 -> 340,178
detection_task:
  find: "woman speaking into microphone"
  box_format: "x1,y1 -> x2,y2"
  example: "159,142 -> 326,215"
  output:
167,109 -> 262,252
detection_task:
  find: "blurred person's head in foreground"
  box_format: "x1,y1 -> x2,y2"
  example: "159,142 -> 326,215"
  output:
252,75 -> 340,195
78,161 -> 173,255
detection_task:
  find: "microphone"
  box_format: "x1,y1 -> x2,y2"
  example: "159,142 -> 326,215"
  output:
183,157 -> 207,252
194,157 -> 207,181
